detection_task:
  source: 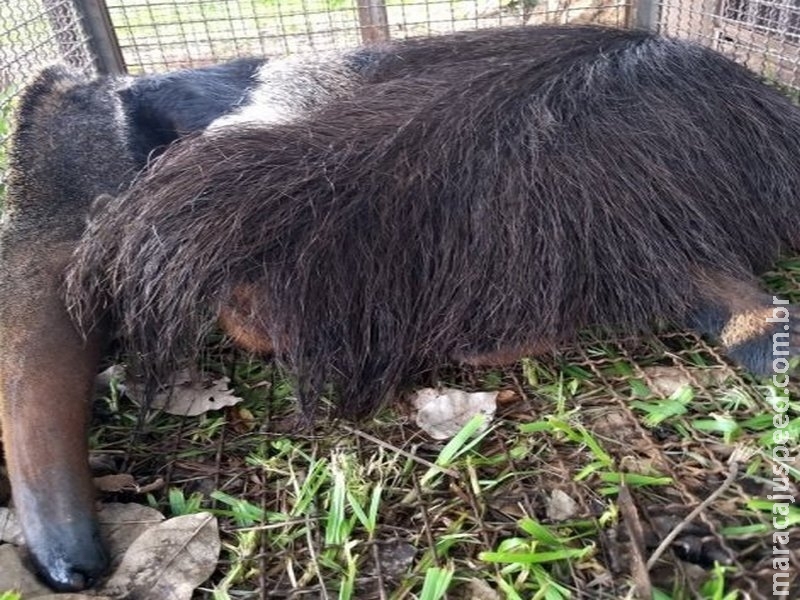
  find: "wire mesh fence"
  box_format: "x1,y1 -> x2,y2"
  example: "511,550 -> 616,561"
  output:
0,1 -> 94,88
657,0 -> 800,91
0,1 -> 95,195
104,0 -> 631,73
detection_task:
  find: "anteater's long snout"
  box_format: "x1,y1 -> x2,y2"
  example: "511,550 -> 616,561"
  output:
12,479 -> 108,590
0,242 -> 109,590
0,58 -> 274,591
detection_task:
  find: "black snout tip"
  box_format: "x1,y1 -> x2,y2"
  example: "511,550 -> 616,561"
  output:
36,555 -> 108,592
26,525 -> 109,592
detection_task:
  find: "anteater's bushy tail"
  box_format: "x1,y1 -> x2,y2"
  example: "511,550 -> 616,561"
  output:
66,26 -> 800,418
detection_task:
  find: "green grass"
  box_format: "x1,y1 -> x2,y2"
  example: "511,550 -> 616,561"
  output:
83,323 -> 799,599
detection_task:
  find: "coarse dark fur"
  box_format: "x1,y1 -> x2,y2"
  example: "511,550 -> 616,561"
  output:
10,30 -> 655,590
5,31 -> 663,590
119,57 -> 266,160
67,25 -> 800,423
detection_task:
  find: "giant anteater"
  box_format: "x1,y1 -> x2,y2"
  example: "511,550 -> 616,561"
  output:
0,52 -> 368,589
2,41 -> 435,589
3,25 -> 800,590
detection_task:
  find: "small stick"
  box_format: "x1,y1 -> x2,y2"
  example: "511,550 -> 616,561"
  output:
646,460 -> 739,570
340,424 -> 460,479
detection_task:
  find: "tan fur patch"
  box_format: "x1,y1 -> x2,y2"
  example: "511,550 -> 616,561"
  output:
218,309 -> 274,354
720,308 -> 778,348
217,284 -> 274,355
457,341 -> 553,367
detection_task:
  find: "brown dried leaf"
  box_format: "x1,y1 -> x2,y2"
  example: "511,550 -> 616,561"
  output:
495,389 -> 518,405
412,387 -> 497,440
94,474 -> 138,493
147,370 -> 243,416
0,506 -> 23,544
97,512 -> 220,600
136,478 -> 166,495
97,503 -> 165,570
0,544 -> 52,597
96,475 -> 164,498
641,366 -> 726,397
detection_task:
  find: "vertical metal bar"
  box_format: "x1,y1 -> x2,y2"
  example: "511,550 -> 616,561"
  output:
356,0 -> 390,44
71,0 -> 127,74
634,0 -> 661,31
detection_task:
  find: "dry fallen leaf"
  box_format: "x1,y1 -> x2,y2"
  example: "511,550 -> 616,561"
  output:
641,366 -> 726,397
98,503 -> 166,569
0,504 -> 218,599
99,366 -> 244,416
459,578 -> 502,600
98,512 -> 220,600
546,488 -> 578,521
0,506 -> 23,544
93,474 -> 164,497
0,543 -> 52,597
495,389 -> 518,405
228,405 -> 257,433
412,387 -> 498,440
94,474 -> 138,493
139,370 -> 243,416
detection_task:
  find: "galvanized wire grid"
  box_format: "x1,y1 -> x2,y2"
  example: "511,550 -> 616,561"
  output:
0,1 -> 94,193
657,0 -> 800,90
104,0 -> 632,73
0,1 -> 94,89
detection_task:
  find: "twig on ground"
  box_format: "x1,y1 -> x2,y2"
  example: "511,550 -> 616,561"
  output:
646,460 -> 739,570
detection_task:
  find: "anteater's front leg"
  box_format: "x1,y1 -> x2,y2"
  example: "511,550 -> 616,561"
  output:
0,241 -> 108,591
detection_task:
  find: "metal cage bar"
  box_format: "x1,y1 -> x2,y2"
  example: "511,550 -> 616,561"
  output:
73,0 -> 126,74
